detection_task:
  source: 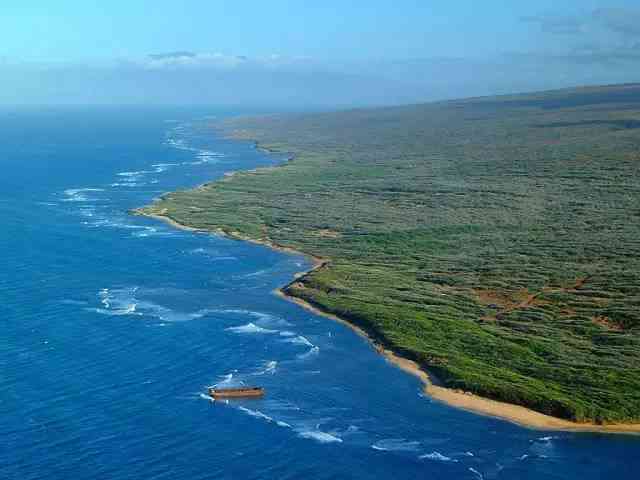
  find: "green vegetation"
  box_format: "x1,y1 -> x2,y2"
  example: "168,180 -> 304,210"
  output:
142,84 -> 640,423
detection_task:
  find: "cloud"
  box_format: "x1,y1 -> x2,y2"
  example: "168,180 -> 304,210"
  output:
135,51 -> 316,71
593,8 -> 640,37
520,14 -> 585,35
143,52 -> 247,69
148,51 -> 197,60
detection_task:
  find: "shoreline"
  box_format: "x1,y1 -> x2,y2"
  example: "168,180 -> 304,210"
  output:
132,210 -> 327,270
274,287 -> 640,434
135,210 -> 640,434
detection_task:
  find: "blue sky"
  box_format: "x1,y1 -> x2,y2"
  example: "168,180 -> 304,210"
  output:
1,0 -> 630,61
2,1 -> 640,106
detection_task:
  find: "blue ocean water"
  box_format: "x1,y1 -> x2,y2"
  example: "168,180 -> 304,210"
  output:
0,107 -> 638,480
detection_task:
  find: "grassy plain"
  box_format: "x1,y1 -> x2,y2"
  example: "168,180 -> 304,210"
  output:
141,84 -> 640,423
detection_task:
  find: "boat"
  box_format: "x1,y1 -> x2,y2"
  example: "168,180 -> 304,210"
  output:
208,386 -> 265,399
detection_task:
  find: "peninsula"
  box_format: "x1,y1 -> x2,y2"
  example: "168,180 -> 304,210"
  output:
138,84 -> 640,429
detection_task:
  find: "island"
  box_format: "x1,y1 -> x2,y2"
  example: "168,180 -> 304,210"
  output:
137,84 -> 640,431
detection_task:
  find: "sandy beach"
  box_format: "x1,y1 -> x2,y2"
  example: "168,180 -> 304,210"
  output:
275,287 -> 640,434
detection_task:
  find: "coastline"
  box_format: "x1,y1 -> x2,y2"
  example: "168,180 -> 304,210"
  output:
135,209 -> 640,434
131,209 -> 327,270
274,286 -> 640,434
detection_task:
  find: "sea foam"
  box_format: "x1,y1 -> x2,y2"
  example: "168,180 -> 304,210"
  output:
63,188 -> 104,202
419,451 -> 457,462
225,323 -> 278,334
297,430 -> 343,444
371,439 -> 421,452
297,346 -> 320,360
253,361 -> 278,375
469,468 -> 484,480
283,335 -> 314,347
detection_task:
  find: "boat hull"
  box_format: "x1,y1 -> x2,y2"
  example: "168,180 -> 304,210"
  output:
208,387 -> 265,399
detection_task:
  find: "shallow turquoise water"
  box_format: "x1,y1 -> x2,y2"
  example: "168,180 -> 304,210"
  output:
1,108 -> 638,479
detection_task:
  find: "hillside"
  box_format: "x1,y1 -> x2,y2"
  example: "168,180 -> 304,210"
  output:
140,84 -> 640,423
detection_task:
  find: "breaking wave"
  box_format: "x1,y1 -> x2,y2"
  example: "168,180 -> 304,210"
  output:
253,361 -> 278,375
63,188 -> 104,202
297,430 -> 343,444
89,287 -> 211,322
225,323 -> 278,334
283,335 -> 314,347
220,309 -> 291,328
419,451 -> 457,462
187,248 -> 237,261
297,346 -> 320,360
469,468 -> 484,480
371,439 -> 421,452
117,170 -> 151,177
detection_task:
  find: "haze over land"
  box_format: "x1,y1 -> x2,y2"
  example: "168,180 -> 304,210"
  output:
3,1 -> 640,107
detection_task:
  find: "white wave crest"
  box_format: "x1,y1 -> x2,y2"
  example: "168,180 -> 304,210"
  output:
188,248 -> 238,261
117,170 -> 151,177
63,188 -> 104,202
254,361 -> 278,375
284,335 -> 314,347
371,439 -> 421,452
297,346 -> 320,360
243,269 -> 269,278
469,468 -> 484,480
419,451 -> 457,462
91,287 -> 208,321
225,322 -> 278,334
297,430 -> 342,444
152,162 -> 180,168
110,182 -> 146,187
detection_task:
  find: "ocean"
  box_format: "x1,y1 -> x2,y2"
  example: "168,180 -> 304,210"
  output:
1,107 -> 638,479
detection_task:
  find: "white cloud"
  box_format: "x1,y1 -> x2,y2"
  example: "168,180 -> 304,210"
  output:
134,51 -> 316,71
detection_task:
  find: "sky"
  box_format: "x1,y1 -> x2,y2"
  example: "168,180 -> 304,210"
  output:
2,1 -> 640,107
